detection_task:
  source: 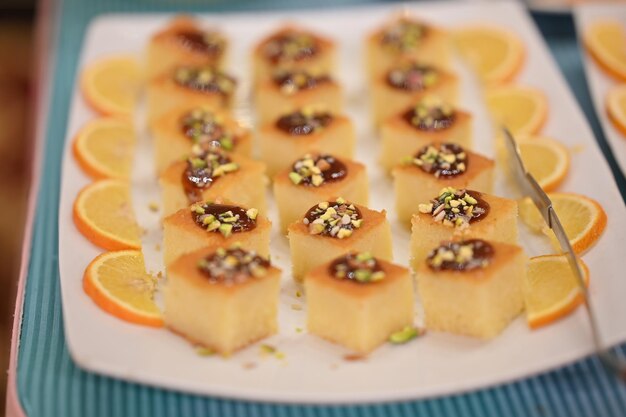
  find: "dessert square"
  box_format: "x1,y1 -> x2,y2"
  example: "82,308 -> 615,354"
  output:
159,149 -> 267,217
147,65 -> 236,123
393,143 -> 494,226
305,252 -> 414,354
146,16 -> 227,80
365,16 -> 450,80
252,26 -> 336,84
380,97 -> 472,171
255,69 -> 343,124
273,153 -> 369,233
371,60 -> 459,126
151,106 -> 252,173
163,201 -> 271,266
258,108 -> 356,178
164,246 -> 281,355
288,198 -> 392,281
416,239 -> 526,339
409,188 -> 518,269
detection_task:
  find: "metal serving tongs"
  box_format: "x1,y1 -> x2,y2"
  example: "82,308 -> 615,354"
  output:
503,127 -> 626,380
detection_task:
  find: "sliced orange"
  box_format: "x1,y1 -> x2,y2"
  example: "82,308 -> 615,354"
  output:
525,254 -> 589,329
486,85 -> 548,135
73,118 -> 136,180
84,250 -> 162,327
81,55 -> 142,118
517,135 -> 570,192
584,20 -> 626,81
606,84 -> 626,137
73,180 -> 142,250
519,193 -> 607,254
455,26 -> 525,84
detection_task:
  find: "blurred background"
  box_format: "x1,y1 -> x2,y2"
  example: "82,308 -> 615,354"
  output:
0,0 -> 35,413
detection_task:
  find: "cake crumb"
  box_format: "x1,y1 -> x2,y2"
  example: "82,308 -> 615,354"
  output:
295,290 -> 302,298
155,243 -> 161,251
148,202 -> 159,212
242,362 -> 257,370
195,346 -> 215,356
343,353 -> 367,362
291,304 -> 302,311
295,327 -> 303,333
571,144 -> 585,154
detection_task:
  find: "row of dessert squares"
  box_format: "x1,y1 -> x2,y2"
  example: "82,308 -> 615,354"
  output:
151,16 -> 526,355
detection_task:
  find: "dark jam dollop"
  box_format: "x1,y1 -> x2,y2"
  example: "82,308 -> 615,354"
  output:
403,98 -> 456,131
175,29 -> 225,56
182,150 -> 239,203
386,63 -> 439,92
272,70 -> 330,95
275,109 -> 333,135
381,19 -> 427,52
263,31 -> 319,64
427,239 -> 494,272
174,66 -> 236,96
411,143 -> 467,178
197,247 -> 270,285
289,154 -> 347,187
418,188 -> 490,228
330,252 -> 385,283
190,202 -> 258,237
180,109 -> 236,151
303,198 -> 362,239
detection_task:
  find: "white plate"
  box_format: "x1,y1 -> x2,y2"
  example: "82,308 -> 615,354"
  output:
574,4 -> 626,177
59,0 -> 626,404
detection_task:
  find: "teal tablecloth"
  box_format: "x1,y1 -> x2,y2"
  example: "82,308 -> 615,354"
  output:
15,1 -> 626,416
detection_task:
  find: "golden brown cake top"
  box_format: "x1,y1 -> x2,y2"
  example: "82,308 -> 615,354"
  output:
379,17 -> 429,52
275,107 -> 333,135
189,201 -> 258,237
386,61 -> 440,92
173,66 -> 236,96
404,143 -> 468,178
179,108 -> 238,151
329,252 -> 386,284
272,69 -> 332,95
426,239 -> 494,272
260,28 -> 321,64
288,153 -> 347,187
418,187 -> 490,229
182,149 -> 239,203
303,197 -> 363,239
403,96 -> 456,132
197,246 -> 271,285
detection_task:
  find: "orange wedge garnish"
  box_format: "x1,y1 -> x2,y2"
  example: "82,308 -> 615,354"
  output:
486,85 -> 548,135
584,20 -> 626,81
606,84 -> 626,137
81,55 -> 142,118
73,180 -> 142,250
73,118 -> 136,180
455,25 -> 525,85
519,193 -> 607,254
84,250 -> 163,327
517,136 -> 570,192
524,254 -> 589,329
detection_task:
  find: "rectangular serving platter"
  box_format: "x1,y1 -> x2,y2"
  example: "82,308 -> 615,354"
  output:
574,4 -> 626,177
58,0 -> 626,404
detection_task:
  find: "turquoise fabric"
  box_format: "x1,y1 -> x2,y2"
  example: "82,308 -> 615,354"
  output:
16,1 -> 626,416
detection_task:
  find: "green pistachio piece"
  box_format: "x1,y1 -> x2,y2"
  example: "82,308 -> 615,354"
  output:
219,223 -> 233,237
246,208 -> 258,220
289,172 -> 303,185
389,326 -> 420,344
354,269 -> 371,282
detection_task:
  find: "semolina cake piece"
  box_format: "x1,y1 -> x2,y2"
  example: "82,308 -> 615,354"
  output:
159,148 -> 267,217
273,153 -> 368,233
371,60 -> 459,126
252,25 -> 336,85
146,16 -> 227,79
147,65 -> 236,123
417,239 -> 526,339
164,246 -> 281,355
163,201 -> 271,266
255,69 -> 343,124
410,188 -> 518,269
365,15 -> 451,80
151,106 -> 252,173
305,252 -> 414,354
380,96 -> 472,171
258,107 -> 356,178
288,198 -> 392,282
393,143 -> 494,226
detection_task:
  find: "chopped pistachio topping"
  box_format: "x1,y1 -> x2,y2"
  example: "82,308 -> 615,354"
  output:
387,63 -> 439,91
331,252 -> 385,283
186,149 -> 239,185
197,246 -> 270,285
303,198 -> 362,238
263,31 -> 318,63
389,326 -> 422,344
174,66 -> 236,95
273,69 -> 330,95
381,19 -> 427,52
418,188 -> 488,228
181,108 -> 238,151
408,143 -> 468,178
276,107 -> 333,136
190,202 -> 257,237
427,239 -> 494,271
289,153 -> 346,187
406,96 -> 456,131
